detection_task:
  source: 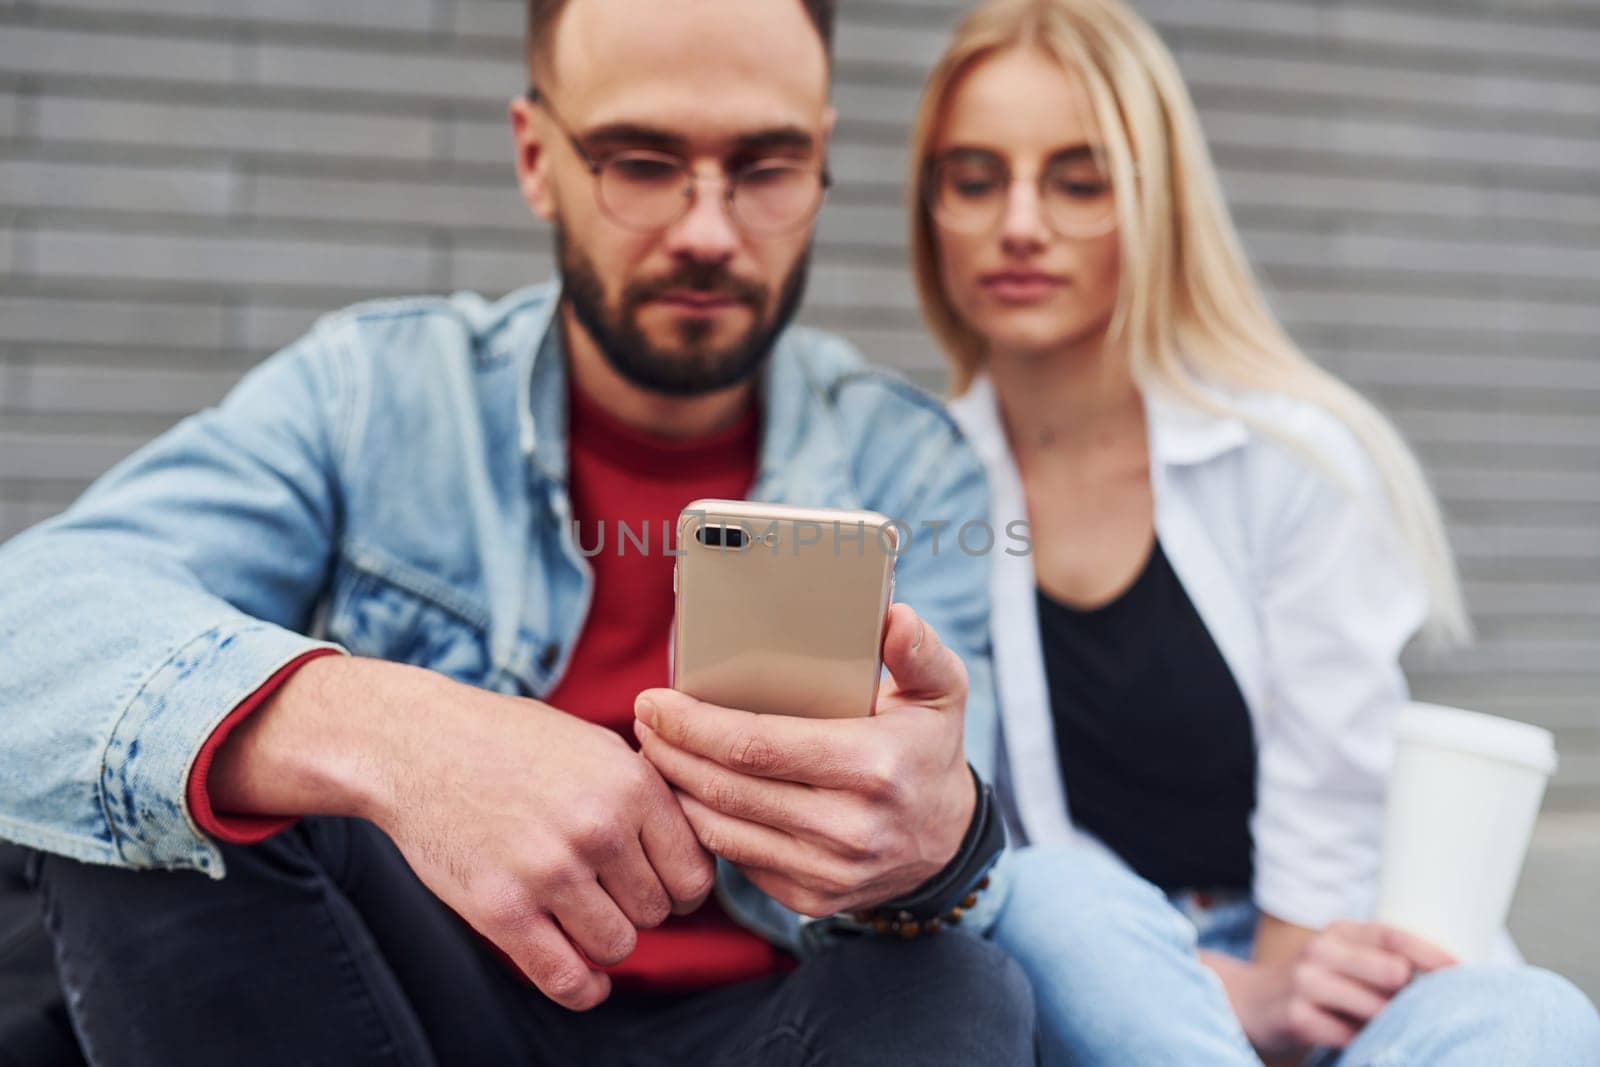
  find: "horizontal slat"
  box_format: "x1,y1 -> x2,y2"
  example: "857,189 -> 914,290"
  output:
0,156 -> 236,216
26,226 -> 437,290
1405,696 -> 1600,741
1450,524 -> 1600,562
1139,0 -> 1600,69
231,303 -> 330,354
0,90 -> 19,139
1410,671 -> 1600,704
241,171 -> 529,232
1367,387 -> 1600,427
0,497 -> 68,544
1411,444 -> 1598,481
1409,640 -> 1600,676
1339,350 -> 1600,393
0,293 -> 226,348
0,24 -> 243,86
1199,107 -> 1598,178
1395,410 -> 1600,451
1551,755 -> 1600,797
1221,168 -> 1600,231
0,359 -> 22,407
1431,468 -> 1600,505
446,0 -> 524,43
5,362 -> 239,416
0,430 -> 150,481
438,248 -> 555,307
248,39 -> 517,103
1461,581 -> 1600,618
426,0 -> 944,50
43,0 -> 437,32
1241,227 -> 1600,287
1470,618 -> 1600,651
1275,289 -> 1600,337
1328,4 -> 1600,70
34,95 -> 435,161
1176,46 -> 1600,124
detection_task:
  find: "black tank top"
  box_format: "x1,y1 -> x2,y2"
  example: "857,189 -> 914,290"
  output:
1035,539 -> 1256,892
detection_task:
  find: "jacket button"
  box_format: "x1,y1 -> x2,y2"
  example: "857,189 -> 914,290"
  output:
538,643 -> 560,672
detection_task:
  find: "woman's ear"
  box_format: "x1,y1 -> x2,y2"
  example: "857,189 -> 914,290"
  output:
509,95 -> 557,222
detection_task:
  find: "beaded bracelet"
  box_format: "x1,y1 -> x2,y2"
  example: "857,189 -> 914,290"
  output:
841,765 -> 1004,940
849,875 -> 992,939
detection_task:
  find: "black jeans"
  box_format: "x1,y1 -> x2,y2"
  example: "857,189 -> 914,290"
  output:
30,818 -> 1036,1066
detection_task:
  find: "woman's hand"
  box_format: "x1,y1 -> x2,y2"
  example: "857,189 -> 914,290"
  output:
1208,918 -> 1457,1062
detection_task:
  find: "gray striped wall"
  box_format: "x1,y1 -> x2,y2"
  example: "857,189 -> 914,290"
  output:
2,0 -> 1597,807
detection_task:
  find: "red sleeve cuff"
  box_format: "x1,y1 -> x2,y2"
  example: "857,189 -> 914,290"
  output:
186,648 -> 342,845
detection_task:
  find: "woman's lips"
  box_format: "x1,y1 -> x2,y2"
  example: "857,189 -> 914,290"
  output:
979,271 -> 1067,304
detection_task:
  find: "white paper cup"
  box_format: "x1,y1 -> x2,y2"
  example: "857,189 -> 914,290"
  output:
1375,702 -> 1557,964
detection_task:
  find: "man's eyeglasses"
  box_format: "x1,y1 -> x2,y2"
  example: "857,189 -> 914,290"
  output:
925,147 -> 1119,239
526,87 -> 831,237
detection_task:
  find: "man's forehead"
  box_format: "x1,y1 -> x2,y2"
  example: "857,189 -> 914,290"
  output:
549,0 -> 829,125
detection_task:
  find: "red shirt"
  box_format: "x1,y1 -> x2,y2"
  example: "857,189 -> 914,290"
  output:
543,380 -> 789,991
187,379 -> 788,994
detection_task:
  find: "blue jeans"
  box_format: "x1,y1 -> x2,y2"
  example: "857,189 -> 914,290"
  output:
987,844 -> 1600,1066
30,817 -> 1037,1067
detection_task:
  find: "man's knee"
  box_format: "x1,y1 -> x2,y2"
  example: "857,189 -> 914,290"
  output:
920,930 -> 1036,1023
909,933 -> 1037,1060
802,932 -> 1037,1061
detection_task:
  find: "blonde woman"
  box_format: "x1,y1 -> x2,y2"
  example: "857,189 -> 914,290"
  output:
908,1 -> 1600,1064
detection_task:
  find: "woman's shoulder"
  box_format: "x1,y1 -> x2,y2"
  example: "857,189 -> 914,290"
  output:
1176,381 -> 1386,503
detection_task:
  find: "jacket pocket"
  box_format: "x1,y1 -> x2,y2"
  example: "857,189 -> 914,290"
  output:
324,559 -> 492,686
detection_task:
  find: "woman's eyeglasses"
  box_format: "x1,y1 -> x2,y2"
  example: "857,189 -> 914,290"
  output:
925,147 -> 1119,239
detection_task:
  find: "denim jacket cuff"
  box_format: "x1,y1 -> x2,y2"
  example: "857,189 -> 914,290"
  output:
101,621 -> 346,878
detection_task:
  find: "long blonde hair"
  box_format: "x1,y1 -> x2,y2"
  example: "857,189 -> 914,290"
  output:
908,0 -> 1470,645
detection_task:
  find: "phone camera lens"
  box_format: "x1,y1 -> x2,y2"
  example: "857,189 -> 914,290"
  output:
695,524 -> 748,549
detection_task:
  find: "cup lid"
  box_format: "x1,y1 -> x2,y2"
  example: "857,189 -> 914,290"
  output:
1396,702 -> 1558,775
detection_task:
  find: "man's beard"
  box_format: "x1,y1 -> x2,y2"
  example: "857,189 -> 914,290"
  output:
557,226 -> 810,397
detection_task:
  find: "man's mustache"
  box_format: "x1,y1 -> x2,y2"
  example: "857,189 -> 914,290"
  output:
624,265 -> 766,309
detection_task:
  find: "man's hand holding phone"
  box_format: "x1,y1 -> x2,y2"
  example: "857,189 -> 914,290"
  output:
633,603 -> 977,917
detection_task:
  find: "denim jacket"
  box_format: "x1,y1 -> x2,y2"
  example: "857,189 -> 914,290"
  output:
0,280 -> 1007,953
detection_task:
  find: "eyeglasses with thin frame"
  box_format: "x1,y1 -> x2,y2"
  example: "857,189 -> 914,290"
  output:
925,146 -> 1120,239
526,86 -> 831,237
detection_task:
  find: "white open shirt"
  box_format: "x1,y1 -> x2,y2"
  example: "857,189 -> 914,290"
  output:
949,373 -> 1430,932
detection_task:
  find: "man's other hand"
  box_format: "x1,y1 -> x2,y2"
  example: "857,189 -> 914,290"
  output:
209,657 -> 715,1012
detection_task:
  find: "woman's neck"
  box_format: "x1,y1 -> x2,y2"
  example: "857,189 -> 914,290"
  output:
987,331 -> 1143,456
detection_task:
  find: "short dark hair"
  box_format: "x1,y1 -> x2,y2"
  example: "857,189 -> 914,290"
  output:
527,0 -> 835,80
